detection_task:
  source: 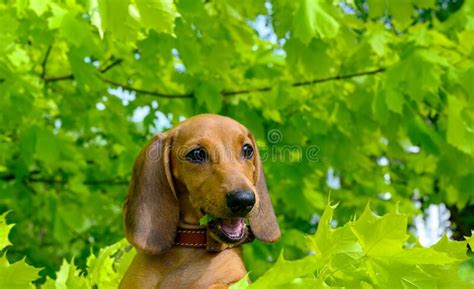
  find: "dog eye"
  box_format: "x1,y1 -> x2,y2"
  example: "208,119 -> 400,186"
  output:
242,144 -> 254,159
186,148 -> 208,163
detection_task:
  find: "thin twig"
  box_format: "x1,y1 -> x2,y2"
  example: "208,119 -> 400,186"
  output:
99,76 -> 195,99
41,45 -> 53,79
293,67 -> 386,87
221,86 -> 272,96
43,57 -> 123,82
43,74 -> 74,82
100,58 -> 123,73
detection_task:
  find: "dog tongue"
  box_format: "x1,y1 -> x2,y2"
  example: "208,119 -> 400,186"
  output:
221,218 -> 244,237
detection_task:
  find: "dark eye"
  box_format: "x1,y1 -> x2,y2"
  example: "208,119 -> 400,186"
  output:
186,147 -> 208,163
242,144 -> 254,159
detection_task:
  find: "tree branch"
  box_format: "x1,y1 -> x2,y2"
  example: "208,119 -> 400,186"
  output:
0,174 -> 128,186
100,68 -> 387,99
221,67 -> 386,96
34,178 -> 129,185
43,66 -> 387,99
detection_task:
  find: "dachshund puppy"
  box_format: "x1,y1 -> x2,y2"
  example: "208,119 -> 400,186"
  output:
119,114 -> 280,289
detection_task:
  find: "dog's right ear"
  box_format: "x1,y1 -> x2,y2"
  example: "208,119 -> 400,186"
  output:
124,132 -> 179,255
247,132 -> 281,243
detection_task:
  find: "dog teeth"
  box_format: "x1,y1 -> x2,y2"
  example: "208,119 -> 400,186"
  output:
226,231 -> 243,238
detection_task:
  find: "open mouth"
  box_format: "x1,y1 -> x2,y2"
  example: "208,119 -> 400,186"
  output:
208,218 -> 246,243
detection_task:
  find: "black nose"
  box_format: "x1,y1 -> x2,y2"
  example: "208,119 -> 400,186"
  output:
226,191 -> 256,216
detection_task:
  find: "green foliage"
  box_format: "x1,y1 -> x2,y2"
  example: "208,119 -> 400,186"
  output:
0,213 -> 134,289
0,0 -> 473,286
0,212 -> 13,250
0,213 -> 40,289
293,0 -> 340,43
236,203 -> 472,288
2,201 -> 471,288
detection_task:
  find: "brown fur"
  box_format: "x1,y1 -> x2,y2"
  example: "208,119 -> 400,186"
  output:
120,114 -> 280,289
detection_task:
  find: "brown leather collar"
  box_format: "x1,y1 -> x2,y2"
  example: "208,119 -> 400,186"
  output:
174,227 -> 207,248
174,225 -> 254,252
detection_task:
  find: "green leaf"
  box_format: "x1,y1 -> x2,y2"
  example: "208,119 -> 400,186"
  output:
384,86 -> 404,114
307,202 -> 363,260
195,82 -> 223,113
199,214 -> 214,225
0,257 -> 40,289
29,0 -> 48,15
0,12 -> 18,54
43,259 -> 90,289
0,212 -> 13,251
350,205 -> 408,256
293,0 -> 339,44
367,23 -> 396,56
388,0 -> 413,30
414,0 -> 436,9
391,247 -> 458,265
59,13 -> 91,47
229,273 -> 250,289
35,128 -> 60,164
367,0 -> 386,18
135,0 -> 178,34
176,0 -> 205,15
99,0 -> 130,31
432,234 -> 469,261
465,232 -> 473,250
249,253 -> 322,288
89,0 -> 104,38
48,2 -> 67,29
447,94 -> 474,155
406,116 -> 441,154
94,0 -> 137,40
369,258 -> 437,289
87,239 -> 131,288
383,49 -> 445,113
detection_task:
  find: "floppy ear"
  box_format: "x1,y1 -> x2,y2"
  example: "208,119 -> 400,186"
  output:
248,133 -> 281,243
124,132 -> 179,254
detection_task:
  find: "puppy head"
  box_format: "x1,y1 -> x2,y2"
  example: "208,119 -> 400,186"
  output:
124,114 -> 280,254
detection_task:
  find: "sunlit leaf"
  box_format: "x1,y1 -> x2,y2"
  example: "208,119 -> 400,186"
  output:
0,212 -> 13,251
0,257 -> 40,289
135,0 -> 177,34
293,0 -> 339,44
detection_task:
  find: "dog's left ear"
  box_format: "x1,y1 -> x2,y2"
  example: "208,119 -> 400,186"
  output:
248,132 -> 281,243
124,132 -> 179,255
